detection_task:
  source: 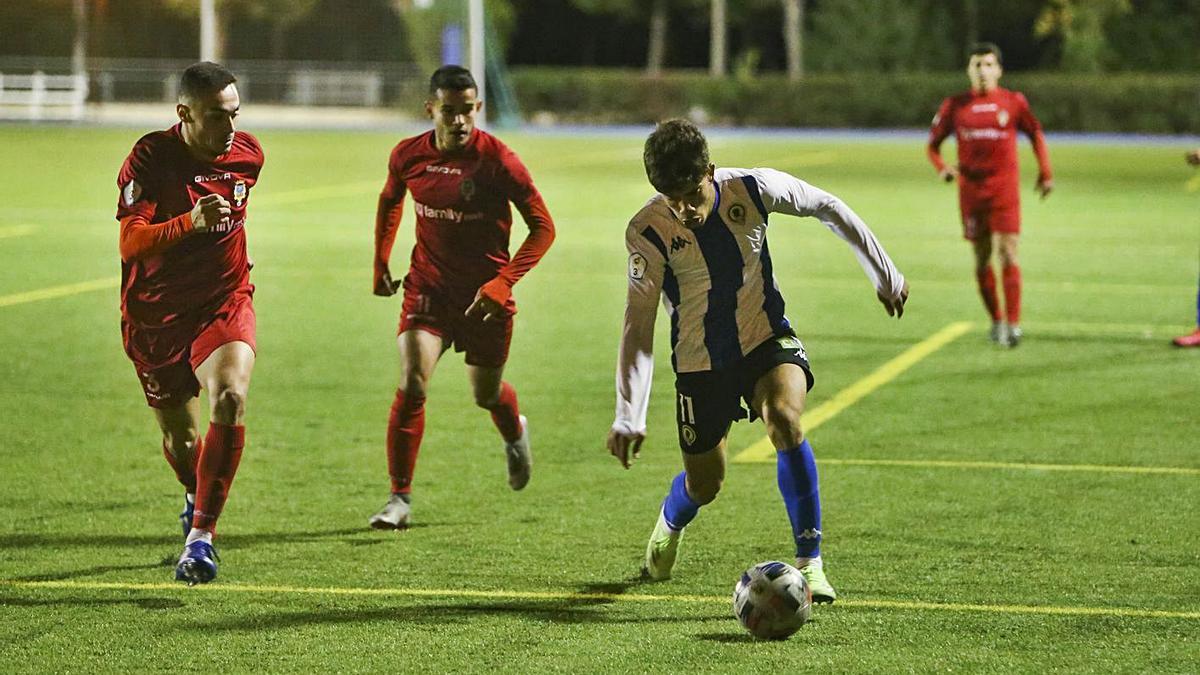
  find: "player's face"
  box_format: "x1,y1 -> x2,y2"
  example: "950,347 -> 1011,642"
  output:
967,53 -> 1002,92
662,165 -> 717,229
428,88 -> 481,153
178,83 -> 240,160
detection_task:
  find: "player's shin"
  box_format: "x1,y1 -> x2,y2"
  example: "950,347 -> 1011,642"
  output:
777,440 -> 822,559
191,422 -> 245,533
162,438 -> 200,493
1002,264 -> 1021,325
662,471 -> 700,531
486,381 -> 521,442
387,388 -> 426,495
975,266 -> 1002,321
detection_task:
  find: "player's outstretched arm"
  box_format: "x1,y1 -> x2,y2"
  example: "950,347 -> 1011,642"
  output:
744,168 -> 908,316
928,99 -> 956,183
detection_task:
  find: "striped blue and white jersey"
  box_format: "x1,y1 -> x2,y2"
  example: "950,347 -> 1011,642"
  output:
613,167 -> 906,434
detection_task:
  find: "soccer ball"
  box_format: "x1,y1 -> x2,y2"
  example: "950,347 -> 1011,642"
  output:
732,561 -> 812,640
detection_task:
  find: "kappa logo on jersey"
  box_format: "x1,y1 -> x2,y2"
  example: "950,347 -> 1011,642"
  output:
669,236 -> 690,253
194,172 -> 232,183
727,203 -> 746,223
629,252 -> 647,280
460,178 -> 476,201
425,165 -> 463,175
233,180 -> 247,207
996,109 -> 1010,128
123,180 -> 142,206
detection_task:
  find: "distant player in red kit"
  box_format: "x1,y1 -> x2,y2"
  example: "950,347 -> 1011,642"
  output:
116,62 -> 263,584
369,65 -> 556,528
1174,148 -> 1200,347
928,42 -> 1053,348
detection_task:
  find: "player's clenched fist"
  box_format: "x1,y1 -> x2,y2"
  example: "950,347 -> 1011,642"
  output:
607,426 -> 645,469
190,193 -> 231,233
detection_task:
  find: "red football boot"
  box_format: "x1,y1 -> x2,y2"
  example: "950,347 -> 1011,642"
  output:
1171,328 -> 1200,347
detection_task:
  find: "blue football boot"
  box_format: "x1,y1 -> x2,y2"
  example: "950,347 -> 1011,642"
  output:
174,539 -> 219,585
179,493 -> 195,540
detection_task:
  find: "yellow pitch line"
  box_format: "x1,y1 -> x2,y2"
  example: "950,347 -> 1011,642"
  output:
816,458 -> 1200,476
0,224 -> 35,239
2,580 -> 1197,621
734,321 -> 974,463
0,276 -> 119,309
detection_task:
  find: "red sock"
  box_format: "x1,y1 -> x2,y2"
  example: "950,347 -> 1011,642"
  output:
975,266 -> 1001,321
1002,264 -> 1022,324
387,388 -> 426,495
192,423 -> 244,532
162,437 -> 200,493
487,382 -> 522,443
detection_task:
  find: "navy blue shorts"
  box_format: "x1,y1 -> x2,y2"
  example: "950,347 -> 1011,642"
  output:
673,333 -> 814,454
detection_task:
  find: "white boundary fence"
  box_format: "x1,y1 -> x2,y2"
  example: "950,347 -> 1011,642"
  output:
0,72 -> 89,121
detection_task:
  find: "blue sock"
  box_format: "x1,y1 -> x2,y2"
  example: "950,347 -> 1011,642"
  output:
777,439 -> 822,558
662,471 -> 699,531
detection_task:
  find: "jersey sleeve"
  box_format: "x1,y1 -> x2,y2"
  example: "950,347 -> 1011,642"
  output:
926,97 -> 955,173
115,136 -> 194,261
1014,93 -> 1052,182
374,145 -> 409,283
746,167 -> 906,301
613,222 -> 665,436
478,147 -> 557,306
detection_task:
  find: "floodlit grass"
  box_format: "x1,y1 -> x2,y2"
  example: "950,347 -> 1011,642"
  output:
1,125 -> 1198,672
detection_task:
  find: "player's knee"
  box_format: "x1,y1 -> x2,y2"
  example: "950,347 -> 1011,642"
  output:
401,373 -> 429,400
763,402 -> 804,449
163,429 -> 198,455
472,389 -> 500,409
210,386 -> 247,420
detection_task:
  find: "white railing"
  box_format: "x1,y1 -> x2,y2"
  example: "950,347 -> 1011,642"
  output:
0,72 -> 89,121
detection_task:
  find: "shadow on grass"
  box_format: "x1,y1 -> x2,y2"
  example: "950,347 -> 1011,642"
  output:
14,562 -> 166,582
0,527 -> 391,551
181,600 -> 730,632
0,594 -> 184,610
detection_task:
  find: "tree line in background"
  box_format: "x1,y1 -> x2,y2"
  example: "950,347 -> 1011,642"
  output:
2,0 -> 1198,75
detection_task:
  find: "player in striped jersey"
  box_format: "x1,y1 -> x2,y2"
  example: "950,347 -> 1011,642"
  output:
607,120 -> 909,602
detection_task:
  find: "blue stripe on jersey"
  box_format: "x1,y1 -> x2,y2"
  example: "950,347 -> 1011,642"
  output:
695,206 -> 744,370
639,226 -> 669,259
740,175 -> 769,222
758,237 -> 790,335
642,226 -> 681,371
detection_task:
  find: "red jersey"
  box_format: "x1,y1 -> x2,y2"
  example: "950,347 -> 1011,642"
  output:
374,129 -> 555,306
927,87 -> 1051,202
116,124 -> 264,368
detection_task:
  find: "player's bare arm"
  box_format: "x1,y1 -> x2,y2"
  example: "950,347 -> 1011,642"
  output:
190,193 -> 231,233
607,426 -> 645,469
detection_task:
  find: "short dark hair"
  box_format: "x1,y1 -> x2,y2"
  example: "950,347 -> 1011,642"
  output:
429,65 -> 477,95
968,42 -> 1003,66
643,119 -> 710,195
180,61 -> 236,102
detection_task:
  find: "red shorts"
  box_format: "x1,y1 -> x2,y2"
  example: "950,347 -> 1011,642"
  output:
397,282 -> 513,368
127,288 -> 257,409
959,192 -> 1020,240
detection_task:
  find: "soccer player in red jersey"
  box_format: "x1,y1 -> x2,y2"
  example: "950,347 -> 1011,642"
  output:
115,62 -> 263,584
928,42 -> 1053,348
1173,148 -> 1200,347
369,65 -> 556,528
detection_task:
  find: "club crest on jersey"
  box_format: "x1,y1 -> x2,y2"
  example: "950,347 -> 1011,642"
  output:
629,252 -> 647,280
460,178 -> 476,202
727,203 -> 746,223
233,180 -> 247,207
123,180 -> 142,206
681,425 -> 697,447
996,109 -> 1009,128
